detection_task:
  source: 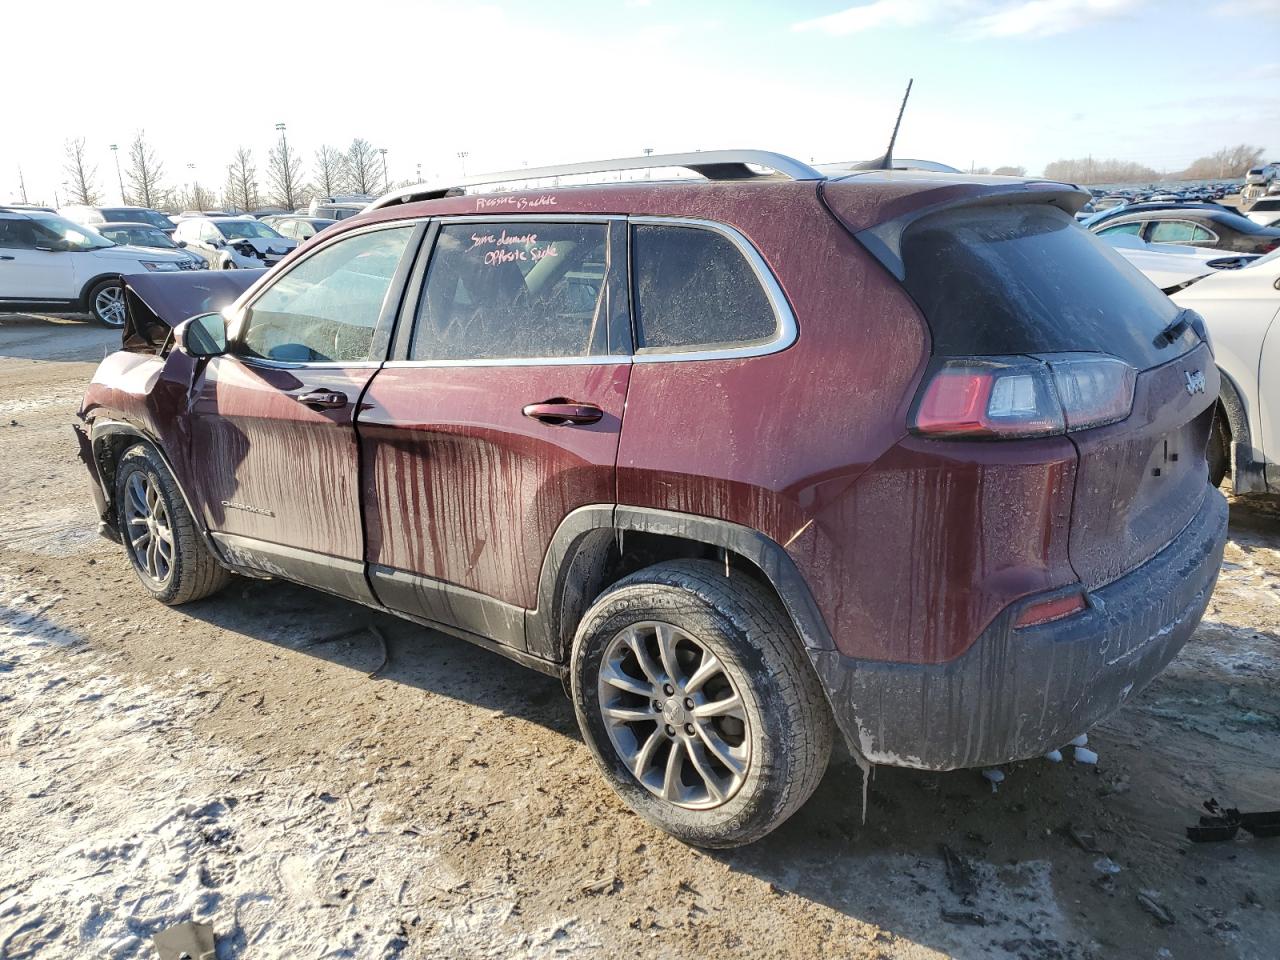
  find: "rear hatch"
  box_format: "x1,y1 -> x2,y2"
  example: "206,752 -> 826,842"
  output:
853,197 -> 1216,588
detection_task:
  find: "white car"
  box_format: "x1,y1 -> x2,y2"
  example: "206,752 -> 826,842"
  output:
1244,197 -> 1280,228
1170,249 -> 1280,494
0,208 -> 193,327
1103,233 -> 1257,291
172,217 -> 297,270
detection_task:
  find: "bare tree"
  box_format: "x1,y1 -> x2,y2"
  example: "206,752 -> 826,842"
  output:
267,138 -> 306,209
63,138 -> 101,205
125,131 -> 167,208
343,138 -> 380,196
991,165 -> 1027,177
176,182 -> 215,213
1043,157 -> 1160,184
313,145 -> 345,199
223,147 -> 259,212
1181,144 -> 1266,180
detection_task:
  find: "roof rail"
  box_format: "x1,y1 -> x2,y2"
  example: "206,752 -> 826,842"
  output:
367,149 -> 824,211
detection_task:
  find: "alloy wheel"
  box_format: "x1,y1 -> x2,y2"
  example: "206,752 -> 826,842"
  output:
123,471 -> 175,585
597,620 -> 751,810
94,284 -> 126,327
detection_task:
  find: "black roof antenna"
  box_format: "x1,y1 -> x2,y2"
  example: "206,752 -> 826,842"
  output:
853,79 -> 914,171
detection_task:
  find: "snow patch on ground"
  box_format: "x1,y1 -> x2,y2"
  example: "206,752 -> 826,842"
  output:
0,577 -> 598,959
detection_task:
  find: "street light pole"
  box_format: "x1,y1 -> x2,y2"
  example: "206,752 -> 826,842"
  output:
379,148 -> 389,192
110,144 -> 125,203
643,147 -> 653,179
457,151 -> 469,177
275,122 -> 291,209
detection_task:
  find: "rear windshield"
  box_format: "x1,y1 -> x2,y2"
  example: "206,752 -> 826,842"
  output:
900,204 -> 1194,369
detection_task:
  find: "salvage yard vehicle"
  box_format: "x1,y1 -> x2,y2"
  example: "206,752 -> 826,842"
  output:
96,222 -> 208,270
172,216 -> 298,270
1088,203 -> 1280,255
75,151 -> 1228,847
1167,247 -> 1280,496
60,203 -> 179,236
0,207 -> 194,326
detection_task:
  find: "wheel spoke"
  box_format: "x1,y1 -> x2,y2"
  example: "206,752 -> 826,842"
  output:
600,661 -> 652,698
654,622 -> 682,684
685,649 -> 722,694
694,724 -> 746,776
130,531 -> 150,550
603,704 -> 658,724
693,692 -> 743,720
684,739 -> 726,802
632,727 -> 664,779
624,629 -> 663,687
661,739 -> 686,802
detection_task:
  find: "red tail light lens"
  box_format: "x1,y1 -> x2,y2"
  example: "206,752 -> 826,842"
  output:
1014,591 -> 1087,628
912,354 -> 1135,439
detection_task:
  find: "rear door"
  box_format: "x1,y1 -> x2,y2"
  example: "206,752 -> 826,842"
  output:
188,221 -> 422,601
358,217 -> 630,652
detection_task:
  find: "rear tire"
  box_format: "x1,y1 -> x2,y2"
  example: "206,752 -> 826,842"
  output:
87,278 -> 126,328
571,559 -> 833,848
1208,409 -> 1229,489
115,443 -> 232,605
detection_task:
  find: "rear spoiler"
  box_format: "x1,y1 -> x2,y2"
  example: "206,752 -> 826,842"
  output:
822,179 -> 1090,281
121,270 -> 265,353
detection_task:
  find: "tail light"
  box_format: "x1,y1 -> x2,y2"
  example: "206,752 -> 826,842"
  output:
912,353 -> 1136,438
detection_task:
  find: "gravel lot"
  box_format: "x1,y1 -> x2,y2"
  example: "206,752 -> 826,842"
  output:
1,313 -> 1278,959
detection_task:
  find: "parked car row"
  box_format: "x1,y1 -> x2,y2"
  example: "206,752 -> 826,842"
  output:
1082,201 -> 1280,255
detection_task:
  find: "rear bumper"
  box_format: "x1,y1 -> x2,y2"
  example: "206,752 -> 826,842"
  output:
812,487 -> 1228,771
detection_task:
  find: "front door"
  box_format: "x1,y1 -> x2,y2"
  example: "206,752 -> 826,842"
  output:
359,218 -> 631,651
0,217 -> 77,301
188,222 -> 421,601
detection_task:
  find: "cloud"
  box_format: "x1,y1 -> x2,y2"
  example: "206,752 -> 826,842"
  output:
792,0 -> 967,35
973,0 -> 1144,37
793,0 -> 1145,38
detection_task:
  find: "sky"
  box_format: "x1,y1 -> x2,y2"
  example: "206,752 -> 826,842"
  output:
4,0 -> 1278,205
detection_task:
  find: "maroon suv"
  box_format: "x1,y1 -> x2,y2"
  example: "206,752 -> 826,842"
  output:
75,151 -> 1227,847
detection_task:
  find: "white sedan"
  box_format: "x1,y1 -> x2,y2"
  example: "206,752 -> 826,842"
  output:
1169,249 -> 1280,494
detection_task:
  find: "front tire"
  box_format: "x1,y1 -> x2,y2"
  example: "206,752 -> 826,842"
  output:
571,559 -> 833,848
87,278 -> 126,328
115,443 -> 232,605
1209,408 -> 1229,489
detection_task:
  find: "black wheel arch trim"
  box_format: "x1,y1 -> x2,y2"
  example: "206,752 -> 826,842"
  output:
527,504 -> 835,663
87,418 -> 229,562
1216,366 -> 1268,493
79,272 -> 125,309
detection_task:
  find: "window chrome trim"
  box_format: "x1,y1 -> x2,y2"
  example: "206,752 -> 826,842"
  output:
382,354 -> 632,369
435,213 -> 625,225
627,215 -> 797,363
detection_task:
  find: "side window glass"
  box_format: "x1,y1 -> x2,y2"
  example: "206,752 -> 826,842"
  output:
238,226 -> 414,364
0,220 -> 38,249
1099,222 -> 1143,237
410,221 -> 608,361
630,223 -> 778,352
1149,220 -> 1197,244
1191,225 -> 1216,243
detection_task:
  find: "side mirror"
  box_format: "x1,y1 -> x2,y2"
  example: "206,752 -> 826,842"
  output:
174,312 -> 227,358
176,240 -> 187,248
210,237 -> 225,248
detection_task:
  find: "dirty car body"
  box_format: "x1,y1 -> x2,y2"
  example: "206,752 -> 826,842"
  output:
75,153 -> 1228,844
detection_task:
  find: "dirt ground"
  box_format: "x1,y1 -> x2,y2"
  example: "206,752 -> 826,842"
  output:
1,313 -> 1277,960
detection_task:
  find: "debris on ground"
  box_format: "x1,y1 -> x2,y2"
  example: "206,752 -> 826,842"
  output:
152,920 -> 216,960
941,909 -> 987,926
982,768 -> 1005,792
1074,746 -> 1099,765
940,843 -> 978,901
1136,891 -> 1176,927
1187,798 -> 1280,842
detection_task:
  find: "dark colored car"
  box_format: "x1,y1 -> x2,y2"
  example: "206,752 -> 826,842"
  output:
74,150 -> 1227,847
261,215 -> 338,241
1088,204 -> 1280,254
60,204 -> 178,235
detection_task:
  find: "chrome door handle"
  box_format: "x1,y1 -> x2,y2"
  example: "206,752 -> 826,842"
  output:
522,400 -> 604,425
297,390 -> 348,410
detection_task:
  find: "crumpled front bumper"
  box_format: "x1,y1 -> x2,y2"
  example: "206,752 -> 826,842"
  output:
812,487 -> 1228,771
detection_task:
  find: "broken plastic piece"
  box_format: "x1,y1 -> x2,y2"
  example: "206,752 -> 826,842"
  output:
1069,733 -> 1089,747
982,768 -> 1005,792
153,921 -> 216,960
1043,749 -> 1063,762
1074,747 -> 1098,765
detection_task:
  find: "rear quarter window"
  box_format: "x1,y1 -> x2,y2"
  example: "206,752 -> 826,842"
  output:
630,223 -> 779,353
900,204 -> 1190,369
